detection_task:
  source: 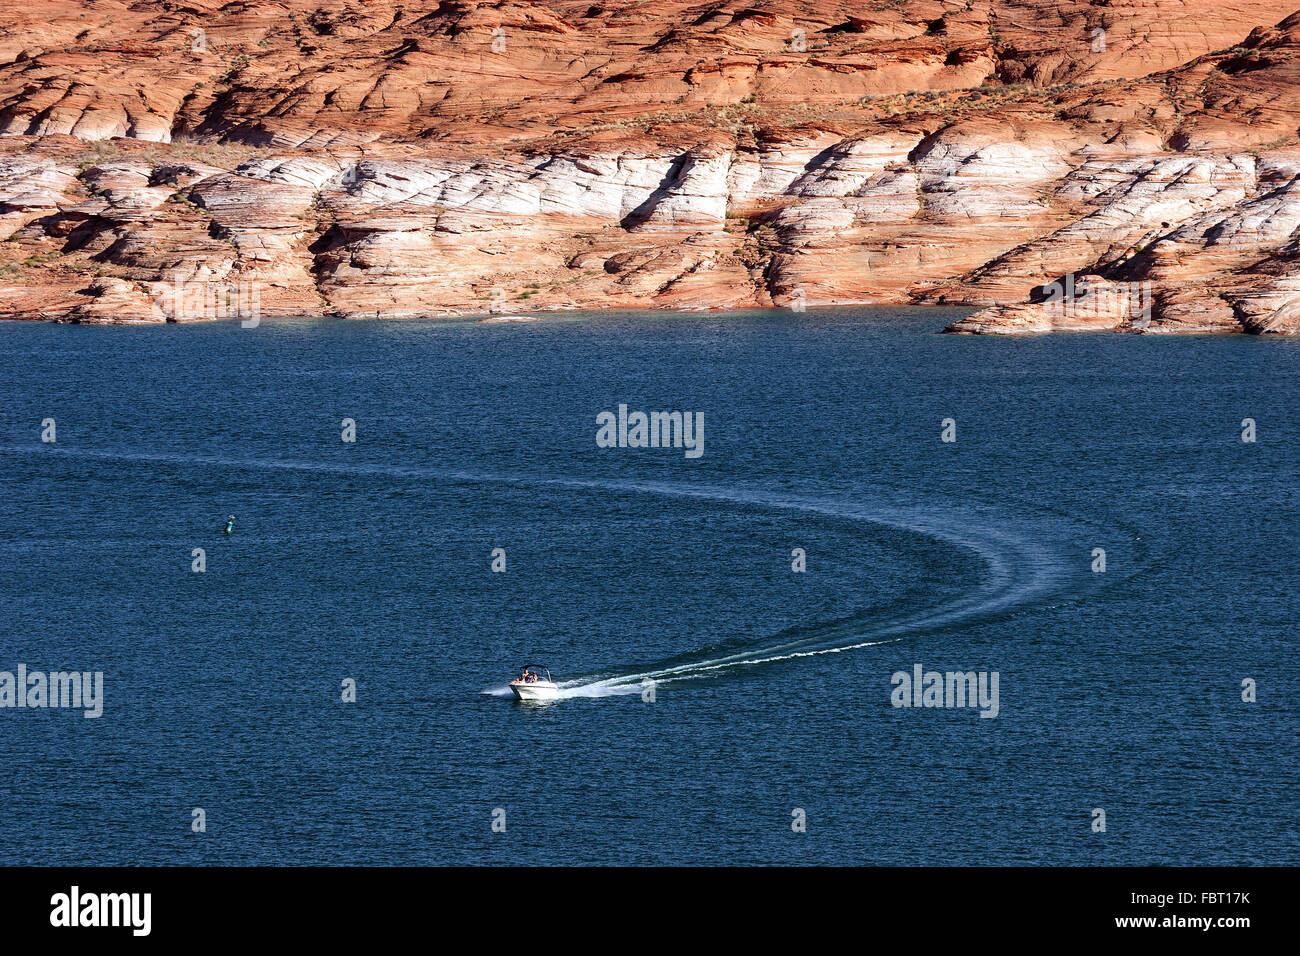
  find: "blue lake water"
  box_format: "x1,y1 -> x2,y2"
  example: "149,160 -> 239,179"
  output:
0,308 -> 1295,865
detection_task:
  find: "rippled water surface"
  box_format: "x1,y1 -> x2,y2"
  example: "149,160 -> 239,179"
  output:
0,308 -> 1295,865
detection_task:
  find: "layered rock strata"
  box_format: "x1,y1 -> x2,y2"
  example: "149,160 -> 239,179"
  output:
0,0 -> 1297,333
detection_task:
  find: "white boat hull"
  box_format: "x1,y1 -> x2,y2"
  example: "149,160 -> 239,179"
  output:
510,680 -> 559,701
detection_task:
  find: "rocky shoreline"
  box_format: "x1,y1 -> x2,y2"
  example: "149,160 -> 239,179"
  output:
2,1 -> 1299,334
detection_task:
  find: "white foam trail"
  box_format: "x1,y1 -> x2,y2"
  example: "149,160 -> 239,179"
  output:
510,479 -> 1078,695
9,445 -> 1094,699
555,682 -> 644,699
560,638 -> 898,696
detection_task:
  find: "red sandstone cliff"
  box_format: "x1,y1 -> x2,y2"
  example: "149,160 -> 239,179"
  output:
1,0 -> 1299,332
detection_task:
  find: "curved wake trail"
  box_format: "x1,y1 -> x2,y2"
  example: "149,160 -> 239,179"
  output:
6,444 -> 1123,698
541,480 -> 1069,697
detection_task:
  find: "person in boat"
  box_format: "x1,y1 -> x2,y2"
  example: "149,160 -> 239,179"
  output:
223,515 -> 235,535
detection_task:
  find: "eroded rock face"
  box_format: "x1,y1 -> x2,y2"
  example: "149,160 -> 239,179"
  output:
64,276 -> 165,324
0,0 -> 1299,332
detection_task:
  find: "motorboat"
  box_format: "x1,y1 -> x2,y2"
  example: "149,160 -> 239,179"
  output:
510,664 -> 559,701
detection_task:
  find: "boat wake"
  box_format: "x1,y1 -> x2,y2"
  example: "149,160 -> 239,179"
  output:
523,478 -> 1087,697
5,444 -> 1138,699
